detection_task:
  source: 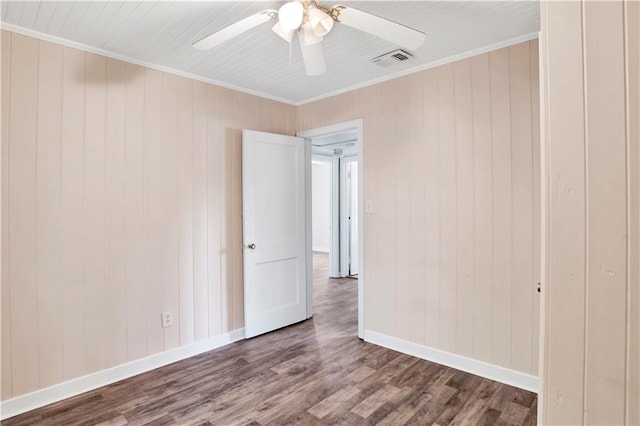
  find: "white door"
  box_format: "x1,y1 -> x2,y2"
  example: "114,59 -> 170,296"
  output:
242,129 -> 308,338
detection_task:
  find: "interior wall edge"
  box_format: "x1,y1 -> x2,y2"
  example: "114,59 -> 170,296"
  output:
0,328 -> 245,421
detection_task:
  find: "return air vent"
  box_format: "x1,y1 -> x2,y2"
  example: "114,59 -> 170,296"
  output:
371,49 -> 414,67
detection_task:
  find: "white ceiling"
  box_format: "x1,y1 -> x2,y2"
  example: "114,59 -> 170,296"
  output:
0,1 -> 540,105
312,130 -> 358,156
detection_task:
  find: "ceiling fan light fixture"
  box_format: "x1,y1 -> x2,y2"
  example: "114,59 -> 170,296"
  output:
278,1 -> 304,30
307,7 -> 334,37
299,23 -> 323,45
298,33 -> 326,75
272,21 -> 294,42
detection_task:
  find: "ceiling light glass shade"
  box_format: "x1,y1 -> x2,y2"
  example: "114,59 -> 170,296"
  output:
272,21 -> 294,42
299,23 -> 323,45
278,1 -> 304,30
307,7 -> 334,37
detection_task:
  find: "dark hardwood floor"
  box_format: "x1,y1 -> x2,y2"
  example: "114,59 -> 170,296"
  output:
3,253 -> 537,425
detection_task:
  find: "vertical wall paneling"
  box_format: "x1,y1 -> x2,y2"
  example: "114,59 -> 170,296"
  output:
60,45 -> 86,381
8,33 -> 39,396
489,49 -> 513,369
422,68 -> 441,349
583,2 -> 627,423
542,2 -> 587,422
104,58 -> 128,368
364,82 -> 383,333
407,73 -> 426,345
538,5 -> 551,419
267,99 -> 282,135
124,63 -> 146,361
378,80 -> 397,337
394,77 -> 413,342
83,52 -> 107,373
207,84 -> 222,337
298,40 -> 540,377
540,1 -> 638,423
509,42 -> 534,374
192,81 -> 209,341
437,63 -> 457,354
529,39 -> 541,375
470,53 -> 493,363
160,72 -> 180,351
220,87 -> 233,333
143,68 -> 164,355
1,29 -> 13,399
253,96 -> 266,131
36,40 -> 63,388
3,30 -> 538,403
177,77 -> 195,346
2,30 -> 297,401
625,2 -> 640,423
454,59 -> 474,358
231,91 -> 247,331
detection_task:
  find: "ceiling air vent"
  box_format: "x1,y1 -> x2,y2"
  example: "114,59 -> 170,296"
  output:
371,49 -> 414,67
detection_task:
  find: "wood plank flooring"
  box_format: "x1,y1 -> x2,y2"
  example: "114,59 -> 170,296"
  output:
2,253 -> 537,425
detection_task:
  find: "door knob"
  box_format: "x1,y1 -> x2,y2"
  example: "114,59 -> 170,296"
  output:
248,243 -> 256,249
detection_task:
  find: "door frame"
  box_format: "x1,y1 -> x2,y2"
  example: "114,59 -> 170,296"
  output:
298,119 -> 365,339
339,156 -> 358,277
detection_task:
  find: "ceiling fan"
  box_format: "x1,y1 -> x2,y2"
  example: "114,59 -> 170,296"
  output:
192,1 -> 426,76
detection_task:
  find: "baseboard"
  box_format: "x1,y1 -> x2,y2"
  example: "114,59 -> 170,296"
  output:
364,330 -> 538,393
312,247 -> 329,253
0,328 -> 246,420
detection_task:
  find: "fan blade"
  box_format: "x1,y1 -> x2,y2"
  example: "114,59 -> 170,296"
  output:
334,5 -> 425,50
298,37 -> 326,76
193,10 -> 276,50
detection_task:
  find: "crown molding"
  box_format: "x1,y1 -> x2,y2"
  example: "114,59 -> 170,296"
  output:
0,23 -> 538,107
0,22 -> 297,106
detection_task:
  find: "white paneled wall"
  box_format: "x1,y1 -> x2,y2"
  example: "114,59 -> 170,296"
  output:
298,40 -> 541,377
539,1 -> 639,424
0,30 -> 296,400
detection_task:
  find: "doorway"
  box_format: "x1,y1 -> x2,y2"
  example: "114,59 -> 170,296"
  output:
299,119 -> 364,338
311,134 -> 358,278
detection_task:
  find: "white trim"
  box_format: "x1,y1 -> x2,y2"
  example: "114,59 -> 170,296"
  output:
330,155 -> 340,278
304,138 -> 314,319
339,158 -> 349,277
0,23 -> 296,106
298,119 -> 365,339
537,23 -> 550,422
1,23 -> 537,106
0,328 -> 245,421
312,247 -> 329,253
364,330 -> 539,393
296,32 -> 540,105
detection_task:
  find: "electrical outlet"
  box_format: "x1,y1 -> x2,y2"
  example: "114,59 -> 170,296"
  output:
161,311 -> 173,328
